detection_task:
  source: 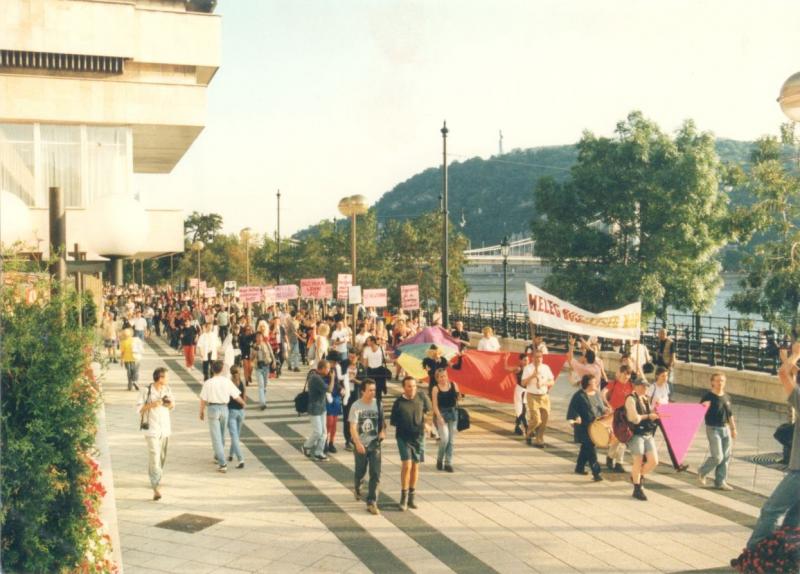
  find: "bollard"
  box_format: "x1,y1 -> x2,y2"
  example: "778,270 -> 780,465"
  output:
737,341 -> 744,371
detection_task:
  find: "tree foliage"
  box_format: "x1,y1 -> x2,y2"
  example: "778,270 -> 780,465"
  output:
727,132 -> 800,331
531,111 -> 733,317
184,211 -> 223,244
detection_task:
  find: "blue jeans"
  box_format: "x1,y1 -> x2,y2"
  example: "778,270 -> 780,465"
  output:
304,414 -> 326,457
436,409 -> 458,465
698,425 -> 731,486
134,329 -> 145,340
228,408 -> 245,463
256,365 -> 270,407
207,404 -> 229,467
747,470 -> 800,548
288,341 -> 300,370
667,368 -> 674,397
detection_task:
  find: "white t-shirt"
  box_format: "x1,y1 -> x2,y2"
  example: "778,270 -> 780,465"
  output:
137,384 -> 175,438
200,376 -> 241,404
362,346 -> 384,369
133,316 -> 148,331
648,382 -> 670,406
477,336 -> 501,352
630,343 -> 651,376
332,328 -> 351,354
521,363 -> 555,395
354,331 -> 372,349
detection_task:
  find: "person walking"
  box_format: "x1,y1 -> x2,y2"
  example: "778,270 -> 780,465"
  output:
566,374 -> 605,482
603,364 -> 634,472
250,331 -> 275,411
101,310 -> 118,364
196,322 -> 221,381
349,379 -> 385,515
505,353 -> 529,435
136,367 -> 175,500
227,365 -> 247,469
697,373 -> 737,491
390,376 -> 431,511
523,350 -> 555,448
120,329 -> 142,391
431,369 -> 459,472
625,378 -> 660,501
180,319 -> 199,369
654,328 -> 676,396
199,361 -> 245,473
324,352 -> 346,454
302,360 -> 335,461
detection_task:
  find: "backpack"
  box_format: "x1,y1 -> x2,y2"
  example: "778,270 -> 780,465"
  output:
612,404 -> 633,444
732,526 -> 800,574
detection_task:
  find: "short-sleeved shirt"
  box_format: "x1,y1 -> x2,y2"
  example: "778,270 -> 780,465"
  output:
200,376 -> 241,404
605,379 -> 634,410
788,387 -> 800,471
390,393 -> 431,441
700,391 -> 733,427
348,399 -> 381,447
137,384 -> 175,437
362,347 -> 384,369
521,363 -> 555,396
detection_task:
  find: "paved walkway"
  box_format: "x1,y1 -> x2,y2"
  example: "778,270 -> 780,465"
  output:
100,337 -> 791,574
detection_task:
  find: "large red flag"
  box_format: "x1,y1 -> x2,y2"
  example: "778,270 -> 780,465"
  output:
655,403 -> 708,467
447,351 -> 568,404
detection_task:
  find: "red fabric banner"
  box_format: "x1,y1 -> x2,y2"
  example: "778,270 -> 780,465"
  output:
447,351 -> 568,404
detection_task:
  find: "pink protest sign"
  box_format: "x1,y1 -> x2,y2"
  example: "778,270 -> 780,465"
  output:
363,288 -> 388,308
655,402 -> 708,466
300,278 -> 326,299
239,286 -> 263,303
204,287 -> 217,298
323,283 -> 333,299
401,284 -> 420,310
263,287 -> 277,305
337,274 -> 352,301
275,284 -> 298,302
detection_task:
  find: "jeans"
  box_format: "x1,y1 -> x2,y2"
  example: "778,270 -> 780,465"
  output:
124,361 -> 140,390
747,470 -> 800,548
135,329 -> 145,341
436,410 -> 458,465
207,404 -> 229,467
228,408 -> 245,463
304,414 -> 326,457
288,341 -> 300,370
698,426 -> 732,486
145,435 -> 168,488
256,365 -> 270,407
354,442 -> 382,504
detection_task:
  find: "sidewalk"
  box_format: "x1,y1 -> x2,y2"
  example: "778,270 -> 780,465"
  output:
100,337 -> 785,573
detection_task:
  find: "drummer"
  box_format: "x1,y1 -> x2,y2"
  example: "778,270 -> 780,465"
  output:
603,365 -> 634,473
523,350 -> 555,448
625,377 -> 660,501
566,374 -> 607,482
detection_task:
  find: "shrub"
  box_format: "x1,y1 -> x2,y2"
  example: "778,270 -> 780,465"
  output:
1,283 -> 116,573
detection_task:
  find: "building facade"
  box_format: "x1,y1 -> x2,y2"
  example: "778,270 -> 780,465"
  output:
0,0 -> 220,261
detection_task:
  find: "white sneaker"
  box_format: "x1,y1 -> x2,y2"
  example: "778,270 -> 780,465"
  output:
698,473 -> 707,486
717,482 -> 733,491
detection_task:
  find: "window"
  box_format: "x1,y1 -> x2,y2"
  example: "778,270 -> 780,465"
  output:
0,124 -> 35,206
41,124 -> 82,207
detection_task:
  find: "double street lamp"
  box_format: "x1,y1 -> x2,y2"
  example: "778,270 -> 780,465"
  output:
240,227 -> 251,285
500,236 -> 510,338
338,195 -> 369,342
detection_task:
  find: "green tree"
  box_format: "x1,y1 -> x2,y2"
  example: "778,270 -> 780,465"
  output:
531,111 -> 732,318
728,133 -> 800,332
184,211 -> 223,244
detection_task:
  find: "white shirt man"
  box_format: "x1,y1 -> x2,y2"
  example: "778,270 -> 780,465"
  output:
521,361 -> 555,395
362,343 -> 384,369
332,323 -> 351,355
630,340 -> 651,379
197,327 -> 221,361
132,315 -> 148,333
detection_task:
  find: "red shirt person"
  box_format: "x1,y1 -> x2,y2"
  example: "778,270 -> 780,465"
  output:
602,364 -> 634,473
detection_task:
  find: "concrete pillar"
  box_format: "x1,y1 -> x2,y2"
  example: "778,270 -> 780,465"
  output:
48,187 -> 67,283
109,256 -> 123,286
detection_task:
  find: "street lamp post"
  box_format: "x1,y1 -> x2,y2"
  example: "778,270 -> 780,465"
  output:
240,227 -> 251,285
276,190 -> 281,284
441,121 -> 450,328
191,240 -> 204,298
501,236 -> 510,338
338,194 -> 368,344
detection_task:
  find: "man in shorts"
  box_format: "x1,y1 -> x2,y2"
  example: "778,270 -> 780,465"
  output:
625,378 -> 660,501
390,376 -> 431,511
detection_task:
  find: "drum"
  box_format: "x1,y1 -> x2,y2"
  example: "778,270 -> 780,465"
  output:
589,416 -> 613,448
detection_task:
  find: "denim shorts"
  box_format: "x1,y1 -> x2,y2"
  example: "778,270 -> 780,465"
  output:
396,436 -> 425,463
628,434 -> 656,456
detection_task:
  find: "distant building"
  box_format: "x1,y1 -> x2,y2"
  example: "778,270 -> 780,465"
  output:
0,0 -> 220,279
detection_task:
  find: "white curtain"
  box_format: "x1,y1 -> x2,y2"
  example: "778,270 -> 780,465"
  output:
86,126 -> 129,202
41,124 -> 81,208
0,123 -> 35,206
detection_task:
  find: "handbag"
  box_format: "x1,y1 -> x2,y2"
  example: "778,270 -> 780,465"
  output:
456,407 -> 471,432
294,371 -> 312,415
139,385 -> 152,430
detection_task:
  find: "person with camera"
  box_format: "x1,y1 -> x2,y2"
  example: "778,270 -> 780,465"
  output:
137,367 -> 175,500
199,361 -> 245,473
349,379 -> 385,515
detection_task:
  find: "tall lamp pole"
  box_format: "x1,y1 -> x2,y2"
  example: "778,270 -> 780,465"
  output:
191,240 -> 204,299
338,195 -> 368,344
276,189 -> 281,284
441,121 -> 449,328
240,227 -> 251,285
500,236 -> 510,338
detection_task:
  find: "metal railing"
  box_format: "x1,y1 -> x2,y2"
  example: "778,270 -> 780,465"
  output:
447,300 -> 788,375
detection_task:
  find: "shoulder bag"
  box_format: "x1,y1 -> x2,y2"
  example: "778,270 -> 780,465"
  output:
139,385 -> 152,430
294,371 -> 312,415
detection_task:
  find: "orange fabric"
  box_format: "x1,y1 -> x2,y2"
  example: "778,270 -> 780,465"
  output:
447,351 -> 568,404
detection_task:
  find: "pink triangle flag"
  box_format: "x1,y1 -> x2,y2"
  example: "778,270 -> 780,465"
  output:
655,402 -> 709,467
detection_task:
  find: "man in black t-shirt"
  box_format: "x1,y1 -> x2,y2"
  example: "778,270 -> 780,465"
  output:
451,321 -> 470,350
390,376 -> 431,511
697,373 -> 737,491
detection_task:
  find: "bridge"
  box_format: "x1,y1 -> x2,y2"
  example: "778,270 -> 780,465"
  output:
463,238 -> 542,265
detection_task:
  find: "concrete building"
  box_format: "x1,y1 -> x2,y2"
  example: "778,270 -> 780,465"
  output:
0,0 -> 220,280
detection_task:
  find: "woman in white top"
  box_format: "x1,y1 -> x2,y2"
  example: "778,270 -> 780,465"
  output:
648,366 -> 671,407
477,326 -> 501,352
315,323 -> 330,365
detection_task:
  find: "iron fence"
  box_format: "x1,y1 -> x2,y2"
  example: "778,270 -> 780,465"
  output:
447,300 -> 788,375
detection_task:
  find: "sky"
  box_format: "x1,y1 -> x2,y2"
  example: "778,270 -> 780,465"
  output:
135,0 -> 800,238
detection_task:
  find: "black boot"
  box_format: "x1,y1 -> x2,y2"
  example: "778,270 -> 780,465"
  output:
632,483 -> 648,501
407,489 -> 418,509
399,490 -> 408,511
606,456 -> 614,470
591,463 -> 603,482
